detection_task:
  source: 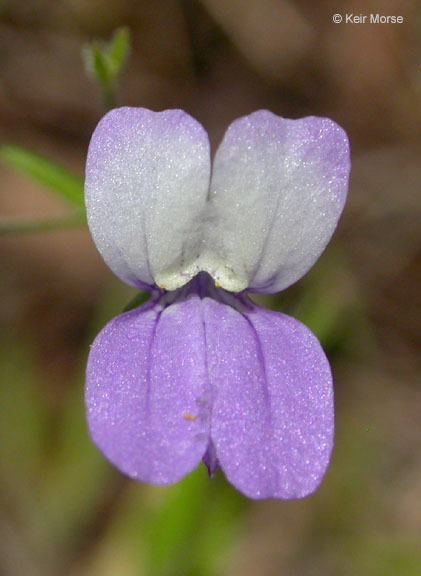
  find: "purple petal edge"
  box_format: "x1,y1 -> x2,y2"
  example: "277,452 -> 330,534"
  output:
86,294 -> 211,485
86,279 -> 334,499
203,297 -> 334,499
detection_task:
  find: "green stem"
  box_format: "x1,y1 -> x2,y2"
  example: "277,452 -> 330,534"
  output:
103,84 -> 116,111
0,213 -> 86,235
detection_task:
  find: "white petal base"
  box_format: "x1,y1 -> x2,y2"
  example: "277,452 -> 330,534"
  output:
155,251 -> 249,293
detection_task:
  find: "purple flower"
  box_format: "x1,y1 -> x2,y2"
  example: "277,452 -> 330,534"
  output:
85,108 -> 350,499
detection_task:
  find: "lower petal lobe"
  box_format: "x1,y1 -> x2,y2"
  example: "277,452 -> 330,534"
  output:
86,294 -> 211,485
204,297 -> 334,499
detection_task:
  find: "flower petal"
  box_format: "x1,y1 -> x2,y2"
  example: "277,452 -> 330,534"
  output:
206,110 -> 350,293
86,294 -> 211,484
204,297 -> 334,499
85,107 -> 211,291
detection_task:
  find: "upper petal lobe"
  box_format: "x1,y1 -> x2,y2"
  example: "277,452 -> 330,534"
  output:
85,107 -> 211,291
206,110 -> 350,293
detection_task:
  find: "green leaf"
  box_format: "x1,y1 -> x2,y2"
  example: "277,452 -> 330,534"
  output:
0,144 -> 84,210
134,469 -> 247,576
82,43 -> 113,86
92,44 -> 112,86
82,27 -> 131,110
144,468 -> 210,576
123,291 -> 150,312
107,27 -> 131,76
190,475 -> 247,576
0,213 -> 86,235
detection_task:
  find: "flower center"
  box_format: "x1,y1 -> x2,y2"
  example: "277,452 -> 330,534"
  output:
154,251 -> 249,294
153,272 -> 252,319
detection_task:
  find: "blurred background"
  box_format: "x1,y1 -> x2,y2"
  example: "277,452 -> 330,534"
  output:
0,1 -> 420,575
